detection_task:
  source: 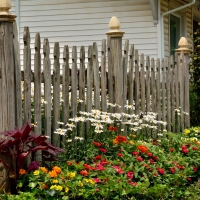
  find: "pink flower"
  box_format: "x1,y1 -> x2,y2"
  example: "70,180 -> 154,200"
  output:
117,153 -> 123,157
136,156 -> 143,162
111,166 -> 124,174
128,182 -> 137,186
132,151 -> 139,156
193,166 -> 198,172
93,178 -> 101,183
94,164 -> 105,171
99,148 -> 107,153
127,171 -> 134,179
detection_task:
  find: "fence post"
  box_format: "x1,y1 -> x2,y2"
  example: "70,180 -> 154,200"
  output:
175,37 -> 190,128
0,0 -> 17,193
106,16 -> 124,112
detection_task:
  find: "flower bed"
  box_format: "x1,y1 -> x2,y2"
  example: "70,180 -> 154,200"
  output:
2,128 -> 199,200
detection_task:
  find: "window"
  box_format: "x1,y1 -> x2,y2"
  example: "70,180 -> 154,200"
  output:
170,14 -> 181,55
170,14 -> 185,55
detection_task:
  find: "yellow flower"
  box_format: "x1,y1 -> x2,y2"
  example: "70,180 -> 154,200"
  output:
129,140 -> 134,145
52,179 -> 58,183
65,187 -> 69,193
33,170 -> 40,176
78,181 -> 83,187
190,137 -> 198,142
50,185 -> 57,190
184,129 -> 190,136
67,172 -> 75,178
56,185 -> 63,191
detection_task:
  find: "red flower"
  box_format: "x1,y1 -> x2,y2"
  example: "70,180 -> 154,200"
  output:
146,152 -> 153,157
153,172 -> 159,177
170,148 -> 175,152
100,160 -> 110,165
66,161 -> 73,166
169,167 -> 176,174
192,146 -> 198,150
137,145 -> 148,153
128,182 -> 137,186
83,164 -> 93,170
152,156 -> 158,161
108,126 -> 118,132
157,168 -> 165,175
148,168 -> 153,172
193,166 -> 198,172
181,148 -> 188,154
117,153 -> 123,157
94,155 -> 102,161
80,170 -> 89,176
187,177 -> 192,181
99,148 -> 107,153
176,164 -> 184,170
149,158 -> 154,164
136,156 -> 143,162
113,135 -> 127,144
132,151 -> 139,156
92,141 -> 102,147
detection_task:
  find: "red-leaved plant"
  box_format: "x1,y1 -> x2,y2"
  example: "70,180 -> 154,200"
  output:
0,122 -> 64,188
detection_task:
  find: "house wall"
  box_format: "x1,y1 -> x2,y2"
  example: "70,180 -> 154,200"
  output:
161,0 -> 193,58
10,0 -> 158,70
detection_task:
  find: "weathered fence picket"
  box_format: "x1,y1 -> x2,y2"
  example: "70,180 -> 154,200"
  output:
93,42 -> 100,110
43,38 -> 51,143
53,43 -> 60,146
13,22 -> 22,129
101,40 -> 107,112
23,27 -> 31,123
145,56 -> 150,113
128,45 -> 134,111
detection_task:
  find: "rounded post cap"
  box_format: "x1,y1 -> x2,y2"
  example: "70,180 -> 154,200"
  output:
176,37 -> 191,54
0,0 -> 16,22
106,16 -> 124,37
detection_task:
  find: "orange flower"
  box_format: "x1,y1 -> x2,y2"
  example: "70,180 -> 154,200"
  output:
80,170 -> 89,176
42,183 -> 48,189
19,169 -> 26,175
40,167 -> 48,173
137,145 -> 148,153
113,135 -> 127,144
52,166 -> 61,174
49,170 -> 57,178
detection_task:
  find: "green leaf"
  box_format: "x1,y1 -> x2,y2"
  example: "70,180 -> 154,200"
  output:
28,182 -> 37,189
184,190 -> 191,196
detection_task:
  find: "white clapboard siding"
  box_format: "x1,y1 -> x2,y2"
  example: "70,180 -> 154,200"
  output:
161,0 -> 192,58
12,0 -> 158,70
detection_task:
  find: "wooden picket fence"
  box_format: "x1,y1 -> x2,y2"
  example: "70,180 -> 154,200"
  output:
0,23 -> 190,147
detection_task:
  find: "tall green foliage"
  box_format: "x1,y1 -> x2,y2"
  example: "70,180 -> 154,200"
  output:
190,23 -> 200,126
